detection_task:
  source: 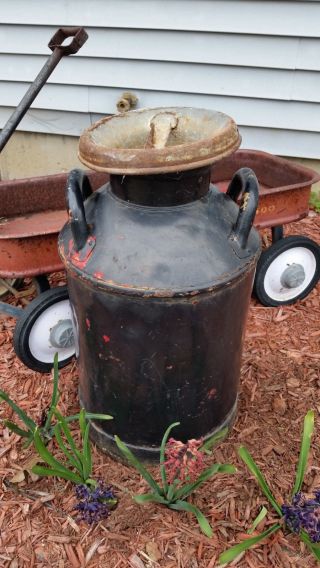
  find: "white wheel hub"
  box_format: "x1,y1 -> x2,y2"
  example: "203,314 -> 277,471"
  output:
264,246 -> 317,302
29,300 -> 75,363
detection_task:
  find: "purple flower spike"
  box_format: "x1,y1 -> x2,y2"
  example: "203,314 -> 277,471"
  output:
74,481 -> 117,524
282,489 -> 320,543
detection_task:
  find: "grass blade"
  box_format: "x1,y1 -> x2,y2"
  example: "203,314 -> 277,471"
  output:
219,523 -> 280,565
0,390 -> 36,432
238,446 -> 282,516
134,493 -> 168,505
32,464 -> 83,484
292,410 -> 315,495
247,506 -> 268,535
160,422 -> 180,494
4,420 -> 30,438
169,500 -> 213,537
44,353 -> 60,432
115,435 -> 163,496
53,423 -> 81,471
201,427 -> 228,454
174,463 -> 236,501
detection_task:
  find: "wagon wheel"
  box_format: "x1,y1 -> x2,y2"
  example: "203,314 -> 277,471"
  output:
0,278 -> 23,299
254,235 -> 320,307
13,286 -> 76,373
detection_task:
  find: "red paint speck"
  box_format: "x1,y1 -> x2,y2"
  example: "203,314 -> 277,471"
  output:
86,318 -> 91,330
93,271 -> 104,279
103,335 -> 110,343
208,388 -> 217,400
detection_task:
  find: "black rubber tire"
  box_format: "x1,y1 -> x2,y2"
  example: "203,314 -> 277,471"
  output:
253,235 -> 320,307
13,286 -> 75,373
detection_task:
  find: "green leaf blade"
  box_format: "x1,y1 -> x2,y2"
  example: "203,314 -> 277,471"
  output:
169,500 -> 213,538
160,421 -> 180,495
219,523 -> 281,565
174,463 -> 236,501
53,409 -> 84,473
53,423 -> 81,472
82,422 -> 92,481
134,493 -> 168,505
33,427 -> 80,479
114,435 -> 163,497
44,352 -> 60,432
292,410 -> 315,495
4,420 -> 30,438
247,506 -> 268,535
0,390 -> 36,432
32,464 -> 83,484
201,427 -> 229,454
238,446 -> 282,516
65,412 -> 113,423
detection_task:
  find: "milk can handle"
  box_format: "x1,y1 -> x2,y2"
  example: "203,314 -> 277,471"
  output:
66,169 -> 92,251
226,167 -> 259,249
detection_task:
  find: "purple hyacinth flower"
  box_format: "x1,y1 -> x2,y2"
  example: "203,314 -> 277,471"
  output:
282,489 -> 320,543
74,481 -> 117,524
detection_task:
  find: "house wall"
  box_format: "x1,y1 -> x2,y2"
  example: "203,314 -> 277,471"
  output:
0,0 -> 319,180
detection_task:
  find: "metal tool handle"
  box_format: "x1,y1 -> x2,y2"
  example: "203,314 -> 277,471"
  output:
0,27 -> 88,153
226,167 -> 259,249
66,169 -> 92,251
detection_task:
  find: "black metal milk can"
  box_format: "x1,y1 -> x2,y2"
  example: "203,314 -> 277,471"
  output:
58,107 -> 261,460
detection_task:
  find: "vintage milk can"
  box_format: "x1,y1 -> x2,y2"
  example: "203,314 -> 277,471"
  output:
58,107 -> 261,460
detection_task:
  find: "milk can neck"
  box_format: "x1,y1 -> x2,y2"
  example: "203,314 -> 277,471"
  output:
109,166 -> 211,206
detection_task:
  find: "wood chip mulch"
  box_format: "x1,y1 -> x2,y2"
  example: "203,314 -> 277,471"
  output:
0,214 -> 319,568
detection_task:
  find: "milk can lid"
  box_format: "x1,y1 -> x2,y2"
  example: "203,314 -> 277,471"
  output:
78,107 -> 241,175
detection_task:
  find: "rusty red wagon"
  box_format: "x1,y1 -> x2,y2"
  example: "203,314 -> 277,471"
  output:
1,148 -> 319,373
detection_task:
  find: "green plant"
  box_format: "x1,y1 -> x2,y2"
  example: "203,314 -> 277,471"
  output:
219,410 -> 320,565
309,190 -> 320,213
32,407 -> 109,485
0,353 -> 111,447
115,423 -> 236,537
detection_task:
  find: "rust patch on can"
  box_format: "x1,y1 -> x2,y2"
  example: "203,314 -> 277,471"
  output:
69,236 -> 96,269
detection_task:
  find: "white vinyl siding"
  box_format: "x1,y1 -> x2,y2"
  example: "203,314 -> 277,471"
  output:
0,0 -> 319,159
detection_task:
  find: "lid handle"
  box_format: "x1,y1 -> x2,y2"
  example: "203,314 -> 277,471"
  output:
66,169 -> 92,251
227,167 -> 259,249
147,112 -> 178,149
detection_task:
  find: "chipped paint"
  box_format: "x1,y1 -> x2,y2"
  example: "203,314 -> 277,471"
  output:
69,235 -> 96,269
93,271 -> 104,279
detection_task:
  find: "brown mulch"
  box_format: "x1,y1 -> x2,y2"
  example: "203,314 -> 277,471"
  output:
0,215 -> 319,568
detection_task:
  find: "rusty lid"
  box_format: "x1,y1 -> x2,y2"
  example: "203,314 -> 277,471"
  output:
78,107 -> 241,174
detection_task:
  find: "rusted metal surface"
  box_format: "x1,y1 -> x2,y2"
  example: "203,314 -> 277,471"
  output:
78,107 -> 241,174
212,150 -> 320,229
0,27 -> 88,153
0,171 -> 107,278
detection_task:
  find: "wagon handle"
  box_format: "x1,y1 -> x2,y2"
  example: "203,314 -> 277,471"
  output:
0,27 -> 88,153
227,167 -> 259,250
66,169 -> 92,251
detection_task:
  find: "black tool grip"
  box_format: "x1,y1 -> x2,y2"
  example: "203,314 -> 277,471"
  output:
66,169 -> 92,251
227,167 -> 259,249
